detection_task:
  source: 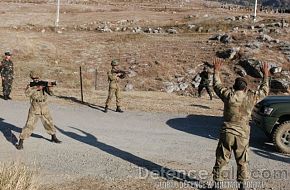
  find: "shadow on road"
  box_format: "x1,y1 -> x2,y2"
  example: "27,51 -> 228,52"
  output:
56,95 -> 107,112
190,104 -> 211,110
0,118 -> 48,145
56,126 -> 204,187
166,114 -> 290,164
167,115 -> 222,141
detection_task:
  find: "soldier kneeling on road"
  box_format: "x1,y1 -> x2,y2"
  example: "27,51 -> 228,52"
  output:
16,70 -> 61,150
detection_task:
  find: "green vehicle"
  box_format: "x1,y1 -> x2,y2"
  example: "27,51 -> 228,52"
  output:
252,96 -> 290,154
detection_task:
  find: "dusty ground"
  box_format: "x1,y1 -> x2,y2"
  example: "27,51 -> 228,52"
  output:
0,97 -> 289,190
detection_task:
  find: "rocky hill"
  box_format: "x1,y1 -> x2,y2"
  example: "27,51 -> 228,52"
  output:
215,0 -> 290,8
0,0 -> 289,101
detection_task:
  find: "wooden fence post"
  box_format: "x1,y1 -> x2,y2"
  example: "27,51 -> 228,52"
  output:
94,68 -> 98,90
80,66 -> 84,103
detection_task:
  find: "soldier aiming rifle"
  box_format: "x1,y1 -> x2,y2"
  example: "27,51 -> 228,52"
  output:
104,59 -> 128,113
111,68 -> 130,79
16,70 -> 61,150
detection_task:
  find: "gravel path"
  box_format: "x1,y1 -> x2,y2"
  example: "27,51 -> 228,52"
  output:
0,99 -> 289,189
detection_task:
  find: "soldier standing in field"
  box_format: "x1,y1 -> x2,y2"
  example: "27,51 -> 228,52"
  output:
16,70 -> 61,150
104,60 -> 124,113
211,58 -> 269,190
0,51 -> 14,100
198,67 -> 213,100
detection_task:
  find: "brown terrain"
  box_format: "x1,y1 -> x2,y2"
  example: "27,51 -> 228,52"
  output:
0,0 -> 289,111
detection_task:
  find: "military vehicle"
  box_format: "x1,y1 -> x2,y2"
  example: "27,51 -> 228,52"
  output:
252,96 -> 290,154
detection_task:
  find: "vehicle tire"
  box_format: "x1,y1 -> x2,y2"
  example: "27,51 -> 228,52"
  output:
273,121 -> 290,154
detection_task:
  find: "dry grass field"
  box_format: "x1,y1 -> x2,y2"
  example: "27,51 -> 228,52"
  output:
0,0 -> 288,111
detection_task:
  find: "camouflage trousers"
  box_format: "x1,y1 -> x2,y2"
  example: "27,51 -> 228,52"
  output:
213,132 -> 250,182
198,84 -> 212,99
105,86 -> 121,107
19,109 -> 56,140
2,77 -> 13,97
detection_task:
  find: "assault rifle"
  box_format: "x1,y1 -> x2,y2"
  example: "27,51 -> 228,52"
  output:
29,81 -> 57,88
29,81 -> 57,95
112,68 -> 130,79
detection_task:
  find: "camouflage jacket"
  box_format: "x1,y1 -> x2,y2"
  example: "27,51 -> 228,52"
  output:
107,69 -> 119,89
25,85 -> 54,115
0,59 -> 14,78
214,71 -> 269,139
199,71 -> 210,86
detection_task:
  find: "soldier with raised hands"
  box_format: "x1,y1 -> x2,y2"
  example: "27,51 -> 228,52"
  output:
212,58 -> 269,190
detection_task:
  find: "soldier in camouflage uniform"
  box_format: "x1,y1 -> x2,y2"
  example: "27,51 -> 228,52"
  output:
16,70 -> 61,150
198,67 -> 212,100
104,60 -> 124,113
212,58 -> 269,190
0,52 -> 14,100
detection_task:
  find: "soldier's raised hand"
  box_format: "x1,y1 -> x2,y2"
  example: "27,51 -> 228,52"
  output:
213,58 -> 224,72
261,62 -> 269,78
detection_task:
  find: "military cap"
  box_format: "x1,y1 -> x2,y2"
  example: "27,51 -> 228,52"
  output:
4,51 -> 11,56
29,70 -> 41,79
111,59 -> 119,66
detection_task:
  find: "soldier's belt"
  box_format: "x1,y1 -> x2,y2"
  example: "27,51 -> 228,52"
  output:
34,99 -> 46,102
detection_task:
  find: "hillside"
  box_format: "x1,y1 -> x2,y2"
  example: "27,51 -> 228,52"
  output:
0,0 -> 289,104
215,0 -> 290,8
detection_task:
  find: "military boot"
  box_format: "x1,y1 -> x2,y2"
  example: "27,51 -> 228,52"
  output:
104,105 -> 108,113
238,182 -> 246,190
3,95 -> 8,100
15,139 -> 24,150
211,181 -> 222,190
51,134 -> 62,143
116,106 -> 124,113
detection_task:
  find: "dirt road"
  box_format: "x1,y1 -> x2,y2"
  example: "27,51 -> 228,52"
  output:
0,98 -> 289,189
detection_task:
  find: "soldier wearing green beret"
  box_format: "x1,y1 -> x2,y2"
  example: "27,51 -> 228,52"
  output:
0,51 -> 14,100
104,60 -> 124,113
16,70 -> 61,150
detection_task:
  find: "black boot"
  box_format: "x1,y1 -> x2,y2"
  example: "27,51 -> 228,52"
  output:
238,182 -> 246,190
104,105 -> 108,113
116,106 -> 124,113
3,95 -> 8,100
15,139 -> 24,150
211,181 -> 222,190
51,134 -> 62,143
7,96 -> 12,100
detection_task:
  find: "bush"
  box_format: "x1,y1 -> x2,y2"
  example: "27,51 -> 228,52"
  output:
0,162 -> 38,190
